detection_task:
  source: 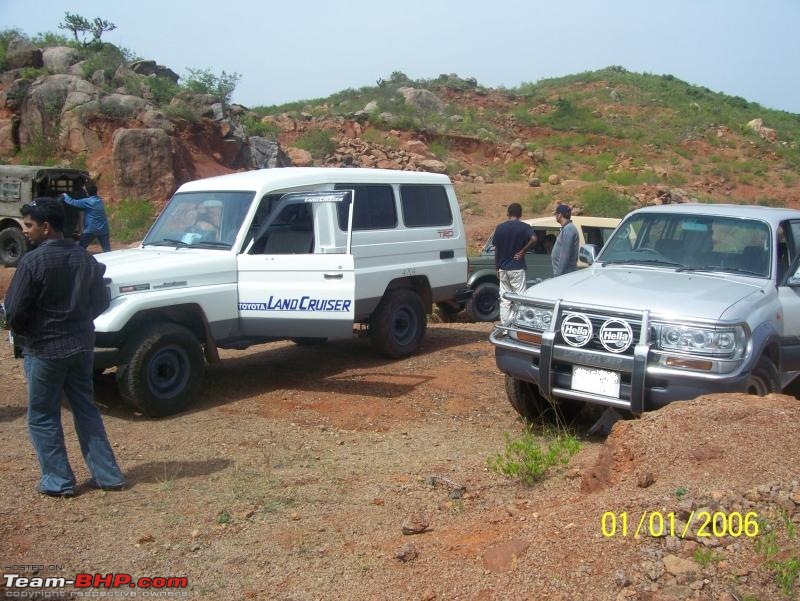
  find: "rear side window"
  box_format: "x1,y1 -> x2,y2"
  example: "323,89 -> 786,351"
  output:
334,184 -> 397,230
400,185 -> 452,228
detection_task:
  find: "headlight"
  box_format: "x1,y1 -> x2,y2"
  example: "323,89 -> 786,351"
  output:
513,304 -> 553,331
653,323 -> 746,358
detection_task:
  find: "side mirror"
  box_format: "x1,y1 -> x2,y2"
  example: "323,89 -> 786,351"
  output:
579,244 -> 598,265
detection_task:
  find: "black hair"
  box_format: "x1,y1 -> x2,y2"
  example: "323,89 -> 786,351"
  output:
507,203 -> 522,218
20,197 -> 65,232
86,183 -> 98,196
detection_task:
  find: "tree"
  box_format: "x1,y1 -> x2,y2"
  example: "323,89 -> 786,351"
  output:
58,12 -> 117,46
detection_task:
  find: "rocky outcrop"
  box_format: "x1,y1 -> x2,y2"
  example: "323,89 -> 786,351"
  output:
5,37 -> 43,70
112,128 -> 175,201
129,60 -> 179,83
397,87 -> 445,113
41,47 -> 81,73
18,75 -> 99,146
248,137 -> 288,169
746,117 -> 778,142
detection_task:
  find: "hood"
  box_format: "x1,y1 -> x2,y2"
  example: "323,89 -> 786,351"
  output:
98,247 -> 237,298
525,266 -> 767,321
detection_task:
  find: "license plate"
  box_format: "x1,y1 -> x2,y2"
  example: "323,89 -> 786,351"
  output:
571,366 -> 621,398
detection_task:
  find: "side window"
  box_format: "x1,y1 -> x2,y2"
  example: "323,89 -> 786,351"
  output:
244,194 -> 281,249
399,185 -> 452,228
334,184 -> 396,230
251,202 -> 314,255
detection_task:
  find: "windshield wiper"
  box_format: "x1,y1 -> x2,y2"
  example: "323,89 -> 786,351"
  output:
601,259 -> 684,268
143,238 -> 189,247
675,266 -> 766,277
192,241 -> 230,248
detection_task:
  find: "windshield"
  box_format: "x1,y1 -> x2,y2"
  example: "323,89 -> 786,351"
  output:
599,213 -> 772,277
143,191 -> 255,250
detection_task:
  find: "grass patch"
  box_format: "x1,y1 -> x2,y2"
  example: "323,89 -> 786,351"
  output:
578,185 -> 634,218
360,128 -> 399,148
294,128 -> 337,158
527,190 -> 555,215
693,548 -> 721,567
107,197 -> 155,243
487,426 -> 580,486
505,161 -> 526,182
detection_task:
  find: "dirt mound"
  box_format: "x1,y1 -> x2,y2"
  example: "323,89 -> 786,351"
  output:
582,394 -> 800,495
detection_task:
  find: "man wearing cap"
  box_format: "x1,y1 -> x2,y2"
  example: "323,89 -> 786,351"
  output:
552,204 -> 580,276
493,202 -> 537,324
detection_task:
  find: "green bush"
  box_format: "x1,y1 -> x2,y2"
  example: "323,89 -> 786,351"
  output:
146,76 -> 181,107
528,191 -> 555,215
579,185 -> 634,218
81,43 -> 126,80
239,114 -> 279,138
505,161 -> 526,182
488,428 -> 581,486
107,198 -> 155,243
294,128 -> 337,158
182,68 -> 240,106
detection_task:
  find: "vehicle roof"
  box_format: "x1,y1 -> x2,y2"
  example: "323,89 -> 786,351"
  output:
177,167 -> 451,193
632,203 -> 800,224
0,165 -> 88,178
523,215 -> 621,228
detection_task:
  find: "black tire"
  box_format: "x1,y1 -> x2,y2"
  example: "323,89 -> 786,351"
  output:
370,289 -> 427,358
0,228 -> 28,267
466,281 -> 500,322
744,357 -> 780,396
505,375 -> 582,424
291,337 -> 328,346
116,323 -> 204,417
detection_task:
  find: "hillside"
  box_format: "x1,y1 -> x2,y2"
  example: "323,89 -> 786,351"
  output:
1,31 -> 799,245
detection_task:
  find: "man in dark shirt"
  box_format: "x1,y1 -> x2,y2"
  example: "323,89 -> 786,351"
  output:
493,203 -> 537,324
3,198 -> 124,497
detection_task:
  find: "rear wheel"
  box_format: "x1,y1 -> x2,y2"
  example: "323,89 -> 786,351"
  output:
466,281 -> 500,322
745,357 -> 779,396
0,228 -> 27,267
505,375 -> 582,424
370,289 -> 426,358
116,323 -> 204,417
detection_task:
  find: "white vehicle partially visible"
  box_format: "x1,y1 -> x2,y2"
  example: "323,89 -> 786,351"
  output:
94,168 -> 470,416
491,204 -> 800,420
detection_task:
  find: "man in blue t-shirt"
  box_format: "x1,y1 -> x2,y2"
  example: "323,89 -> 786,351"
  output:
493,203 -> 537,324
62,183 -> 111,252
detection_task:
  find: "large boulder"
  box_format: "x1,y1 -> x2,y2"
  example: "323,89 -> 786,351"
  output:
42,47 -> 81,72
112,128 -> 175,202
99,94 -> 148,120
18,75 -> 99,147
396,87 -> 445,113
248,137 -> 288,169
129,60 -> 179,84
0,118 -> 16,156
286,147 -> 313,167
5,37 -> 43,70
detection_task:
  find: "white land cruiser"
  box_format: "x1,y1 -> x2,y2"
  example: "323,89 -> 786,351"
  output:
94,168 -> 469,416
491,204 -> 800,420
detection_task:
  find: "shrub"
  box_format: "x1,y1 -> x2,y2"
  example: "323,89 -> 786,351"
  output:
294,128 -> 337,158
81,43 -> 126,80
528,191 -> 555,215
239,114 -> 279,138
487,428 -> 581,486
107,197 -> 155,243
579,185 -> 634,218
146,76 -> 181,107
182,68 -> 240,106
505,161 -> 526,182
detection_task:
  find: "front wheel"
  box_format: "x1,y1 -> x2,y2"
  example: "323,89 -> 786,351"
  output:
116,323 -> 204,417
505,375 -> 582,424
466,281 -> 500,322
0,228 -> 28,267
370,289 -> 426,358
745,357 -> 779,396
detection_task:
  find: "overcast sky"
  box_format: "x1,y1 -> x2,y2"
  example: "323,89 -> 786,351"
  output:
2,0 -> 799,113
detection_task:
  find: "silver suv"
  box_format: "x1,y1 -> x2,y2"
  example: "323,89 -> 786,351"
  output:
491,204 -> 800,419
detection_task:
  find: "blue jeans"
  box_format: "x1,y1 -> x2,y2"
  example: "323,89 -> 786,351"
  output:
79,233 -> 111,253
24,352 -> 124,494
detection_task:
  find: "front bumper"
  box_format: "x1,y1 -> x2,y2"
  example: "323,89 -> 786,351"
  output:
491,327 -> 751,414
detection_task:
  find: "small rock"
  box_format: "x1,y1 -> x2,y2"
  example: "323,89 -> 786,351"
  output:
290,512 -> 300,521
190,529 -> 201,539
637,471 -> 656,488
395,542 -> 417,562
548,174 -> 561,185
190,542 -> 201,552
614,569 -> 630,587
528,177 -> 540,187
401,514 -> 430,535
421,592 -> 436,601
372,498 -> 385,506
136,533 -> 155,544
663,554 -> 699,577
482,539 -> 530,573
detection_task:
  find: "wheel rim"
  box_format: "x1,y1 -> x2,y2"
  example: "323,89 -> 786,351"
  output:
2,237 -> 22,260
476,290 -> 498,318
391,305 -> 418,346
147,344 -> 191,399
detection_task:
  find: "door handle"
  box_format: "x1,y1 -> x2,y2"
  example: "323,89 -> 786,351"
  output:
324,273 -> 343,279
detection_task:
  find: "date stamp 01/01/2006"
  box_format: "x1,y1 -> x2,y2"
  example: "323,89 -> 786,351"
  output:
600,510 -> 760,539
